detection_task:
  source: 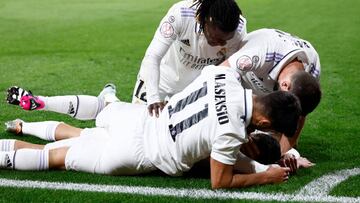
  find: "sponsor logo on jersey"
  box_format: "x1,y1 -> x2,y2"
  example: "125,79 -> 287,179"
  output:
179,47 -> 225,70
236,55 -> 253,71
248,72 -> 271,93
214,74 -> 229,125
160,22 -> 174,38
180,39 -> 190,46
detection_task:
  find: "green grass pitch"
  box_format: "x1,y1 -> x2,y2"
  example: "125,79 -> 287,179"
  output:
0,0 -> 359,202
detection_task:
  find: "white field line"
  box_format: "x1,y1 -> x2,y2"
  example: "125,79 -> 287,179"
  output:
296,167 -> 360,196
0,167 -> 359,202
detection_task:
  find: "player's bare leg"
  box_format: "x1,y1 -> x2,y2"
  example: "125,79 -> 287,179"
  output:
15,140 -> 44,150
54,123 -> 82,140
0,139 -> 44,151
48,147 -> 68,169
5,119 -> 82,141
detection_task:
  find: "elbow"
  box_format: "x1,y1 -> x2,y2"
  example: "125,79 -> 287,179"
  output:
211,180 -> 231,190
211,184 -> 223,190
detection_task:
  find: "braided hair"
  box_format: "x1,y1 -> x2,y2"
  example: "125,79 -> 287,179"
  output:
192,0 -> 242,33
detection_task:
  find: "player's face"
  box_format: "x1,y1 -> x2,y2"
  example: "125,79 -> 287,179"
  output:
203,21 -> 235,47
240,136 -> 260,160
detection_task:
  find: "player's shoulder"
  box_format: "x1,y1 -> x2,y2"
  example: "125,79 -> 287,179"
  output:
169,0 -> 196,15
246,28 -> 278,39
166,0 -> 196,27
237,15 -> 247,32
201,65 -> 240,81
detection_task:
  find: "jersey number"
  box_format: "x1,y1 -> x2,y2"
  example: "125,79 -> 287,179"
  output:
167,82 -> 208,141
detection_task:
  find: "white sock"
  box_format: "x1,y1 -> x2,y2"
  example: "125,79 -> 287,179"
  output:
41,95 -> 104,120
0,139 -> 16,151
22,121 -> 61,141
0,150 -> 49,170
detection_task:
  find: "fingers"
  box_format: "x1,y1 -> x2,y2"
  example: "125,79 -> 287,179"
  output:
148,102 -> 165,117
283,167 -> 291,173
286,156 -> 297,173
283,167 -> 290,181
297,157 -> 316,168
147,105 -> 154,116
283,174 -> 289,181
278,155 -> 298,174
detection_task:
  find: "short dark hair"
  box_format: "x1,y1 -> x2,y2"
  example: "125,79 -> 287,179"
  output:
193,0 -> 242,33
290,71 -> 321,116
257,91 -> 302,137
251,133 -> 281,165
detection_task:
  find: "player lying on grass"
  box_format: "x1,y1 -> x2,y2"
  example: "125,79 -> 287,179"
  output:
5,83 -> 312,174
220,28 -> 322,155
6,27 -> 321,172
1,65 -> 301,189
6,28 -> 321,152
131,0 -> 247,117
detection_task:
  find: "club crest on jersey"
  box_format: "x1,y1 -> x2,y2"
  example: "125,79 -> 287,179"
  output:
216,48 -> 227,58
160,22 -> 174,38
236,55 -> 253,72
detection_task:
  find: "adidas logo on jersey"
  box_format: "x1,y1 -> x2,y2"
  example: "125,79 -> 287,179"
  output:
180,39 -> 190,46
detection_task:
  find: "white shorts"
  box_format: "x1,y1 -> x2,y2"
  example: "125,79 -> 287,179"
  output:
131,76 -> 171,104
64,102 -> 156,175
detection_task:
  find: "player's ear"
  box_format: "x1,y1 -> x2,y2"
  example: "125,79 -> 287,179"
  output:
279,80 -> 291,91
257,119 -> 271,129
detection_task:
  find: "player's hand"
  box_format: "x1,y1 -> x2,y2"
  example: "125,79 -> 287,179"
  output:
265,166 -> 291,184
278,154 -> 297,174
297,157 -> 315,168
148,101 -> 166,117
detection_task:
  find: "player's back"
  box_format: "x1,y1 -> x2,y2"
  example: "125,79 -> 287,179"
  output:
228,28 -> 320,94
144,65 -> 251,176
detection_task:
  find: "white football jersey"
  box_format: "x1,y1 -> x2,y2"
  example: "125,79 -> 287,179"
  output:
143,65 -> 253,176
140,0 -> 247,104
227,28 -> 321,95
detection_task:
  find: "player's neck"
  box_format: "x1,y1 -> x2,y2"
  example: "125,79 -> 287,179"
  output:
278,60 -> 304,82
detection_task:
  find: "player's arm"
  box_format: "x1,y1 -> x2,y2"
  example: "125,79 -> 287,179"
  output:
210,158 -> 290,189
279,116 -> 305,154
142,3 -> 182,117
141,39 -> 169,116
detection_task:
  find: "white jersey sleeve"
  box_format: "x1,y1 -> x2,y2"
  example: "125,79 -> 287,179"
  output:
233,152 -> 269,173
211,133 -> 245,165
140,2 -> 184,105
